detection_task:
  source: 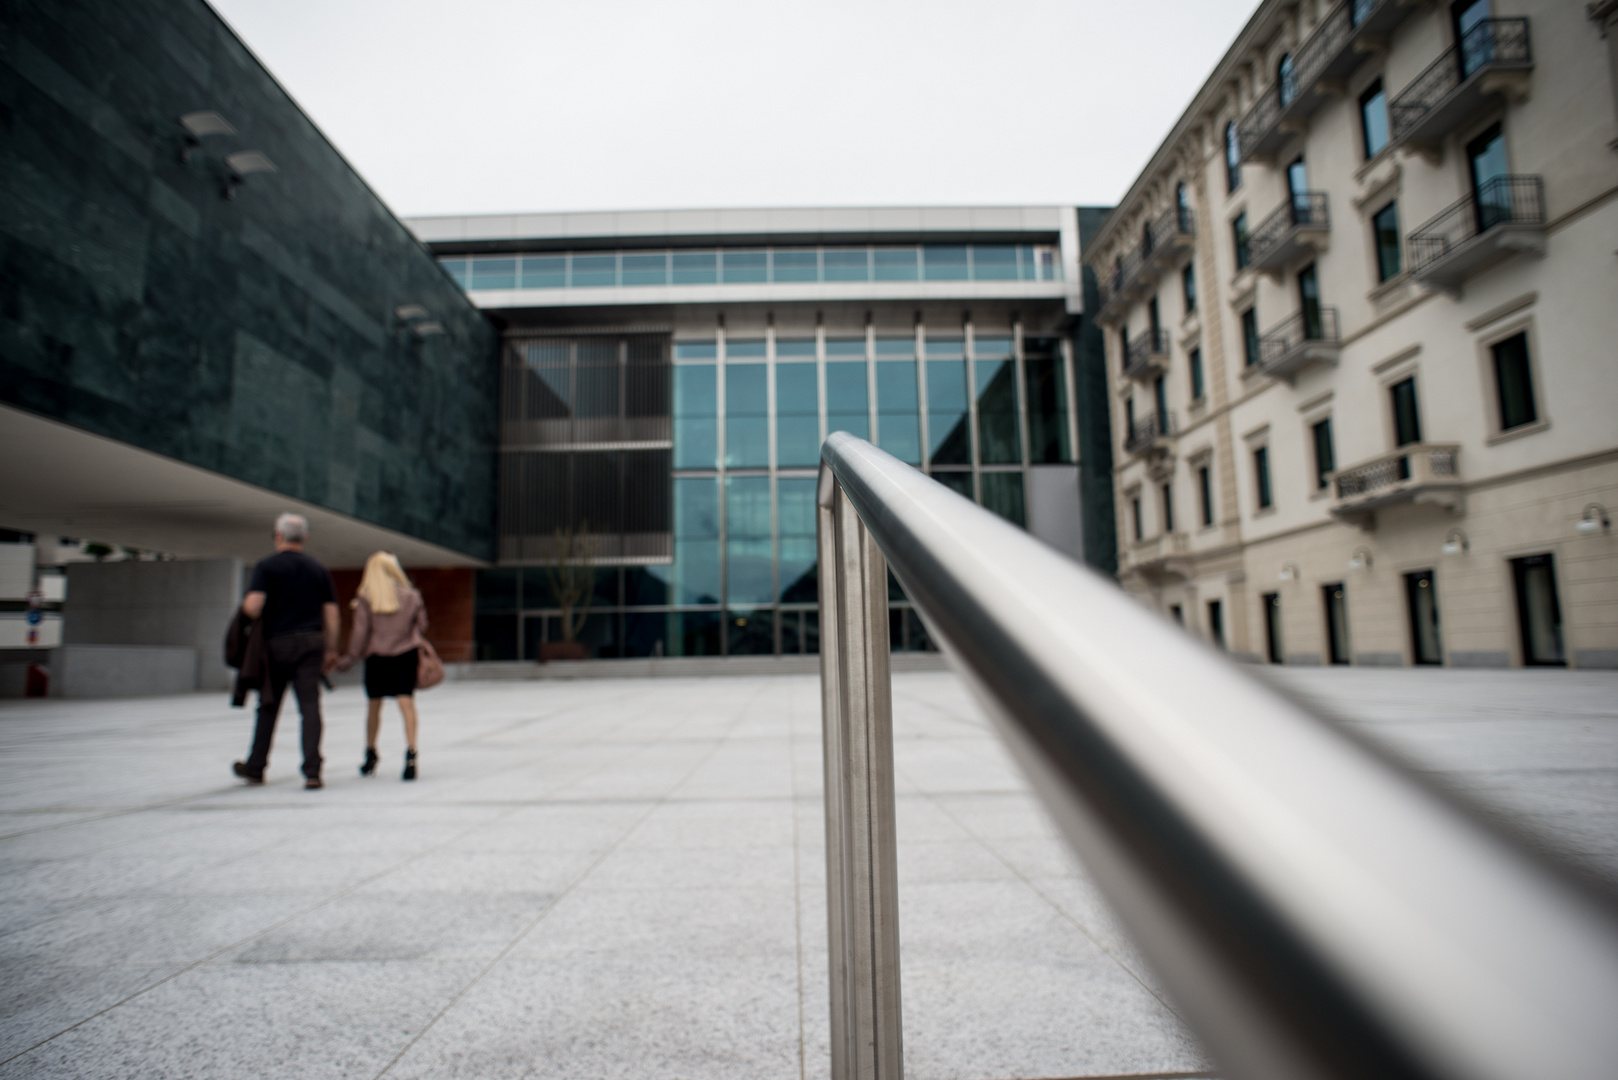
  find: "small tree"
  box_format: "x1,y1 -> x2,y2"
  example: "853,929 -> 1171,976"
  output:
544,523 -> 598,643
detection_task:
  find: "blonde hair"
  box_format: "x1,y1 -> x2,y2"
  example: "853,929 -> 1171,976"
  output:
355,552 -> 410,614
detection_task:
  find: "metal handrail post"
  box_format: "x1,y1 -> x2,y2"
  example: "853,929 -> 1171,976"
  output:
817,462 -> 904,1080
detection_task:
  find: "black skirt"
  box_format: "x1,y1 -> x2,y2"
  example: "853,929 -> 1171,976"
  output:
364,649 -> 418,699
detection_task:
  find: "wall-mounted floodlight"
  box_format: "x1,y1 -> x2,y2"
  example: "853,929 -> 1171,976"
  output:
179,111 -> 235,162
1278,563 -> 1299,582
1576,503 -> 1610,536
414,321 -> 445,337
1441,529 -> 1469,556
1348,547 -> 1372,571
222,151 -> 277,199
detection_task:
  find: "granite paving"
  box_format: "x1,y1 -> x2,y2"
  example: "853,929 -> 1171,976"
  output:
1,667 -> 1614,1079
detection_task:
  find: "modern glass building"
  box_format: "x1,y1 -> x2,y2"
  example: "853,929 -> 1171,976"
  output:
409,207 -> 1113,661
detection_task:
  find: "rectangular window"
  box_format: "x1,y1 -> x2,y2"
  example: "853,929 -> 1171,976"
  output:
1360,79 -> 1389,159
923,246 -> 970,281
620,252 -> 668,286
876,357 -> 921,465
1491,331 -> 1538,431
1254,445 -> 1272,510
873,248 -> 919,282
520,255 -> 566,288
1189,347 -> 1205,401
671,250 -> 718,285
772,249 -> 820,283
1391,377 -> 1422,446
1131,495 -> 1143,541
1024,338 -> 1072,464
825,357 -> 870,441
972,246 -> 1020,281
1233,212 -> 1251,270
1242,308 -> 1260,368
671,476 -> 720,605
469,257 -> 517,290
724,363 -> 769,468
1198,464 -> 1213,527
721,250 -> 768,284
725,476 -> 773,607
980,472 -> 1025,526
975,347 -> 1021,465
775,361 -> 820,468
1312,417 -> 1335,490
777,477 -> 819,604
1207,599 -> 1224,648
823,248 -> 872,282
1161,482 -> 1174,533
570,254 -> 617,288
1182,263 -> 1197,313
926,342 -> 969,466
673,363 -> 717,469
1372,201 -> 1402,282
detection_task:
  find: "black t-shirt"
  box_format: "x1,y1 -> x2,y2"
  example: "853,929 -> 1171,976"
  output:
248,550 -> 336,640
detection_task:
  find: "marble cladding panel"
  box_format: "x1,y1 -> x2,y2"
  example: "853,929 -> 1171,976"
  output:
0,0 -> 499,559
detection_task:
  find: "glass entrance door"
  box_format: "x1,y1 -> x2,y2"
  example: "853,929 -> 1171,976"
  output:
1512,553 -> 1565,665
1263,592 -> 1284,664
1405,570 -> 1443,665
1453,0 -> 1494,78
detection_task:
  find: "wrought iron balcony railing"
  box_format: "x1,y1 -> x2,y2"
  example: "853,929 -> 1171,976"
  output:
1246,193 -> 1330,273
1258,305 -> 1339,380
1122,329 -> 1170,382
1409,175 -> 1545,290
1330,442 -> 1462,525
1097,206 -> 1197,321
1238,0 -> 1411,162
1123,409 -> 1176,454
1390,18 -> 1532,146
815,431 -> 1618,1080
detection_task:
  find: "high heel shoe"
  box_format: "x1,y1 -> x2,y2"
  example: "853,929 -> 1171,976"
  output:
402,748 -> 417,781
360,747 -> 379,777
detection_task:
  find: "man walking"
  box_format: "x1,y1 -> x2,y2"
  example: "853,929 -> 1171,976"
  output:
233,513 -> 339,789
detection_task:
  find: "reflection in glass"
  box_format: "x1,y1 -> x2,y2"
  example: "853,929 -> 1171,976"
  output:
824,249 -> 871,282
722,250 -> 768,284
776,338 -> 816,358
826,359 -> 869,440
975,339 -> 1020,466
666,610 -> 720,656
674,340 -> 717,361
671,477 -> 720,605
973,246 -> 1018,281
776,363 -> 820,467
726,338 -> 767,359
1024,339 -> 1072,464
773,250 -> 820,282
874,249 -> 918,281
725,364 -> 768,468
777,477 -> 818,603
877,360 -> 920,464
726,476 -> 773,606
926,350 -> 969,465
981,472 -> 1026,526
470,258 -> 516,290
672,251 -> 718,285
780,609 -> 819,655
931,470 -> 973,500
621,252 -> 668,286
924,247 -> 969,281
623,611 -> 669,657
727,609 -> 775,655
570,254 -> 616,287
521,255 -> 565,288
673,364 -> 717,469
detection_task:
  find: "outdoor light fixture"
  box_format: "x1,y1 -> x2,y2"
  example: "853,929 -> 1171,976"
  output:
1576,503 -> 1610,536
222,150 -> 277,199
178,110 -> 235,162
1348,547 -> 1373,571
1441,529 -> 1469,556
1278,563 -> 1299,582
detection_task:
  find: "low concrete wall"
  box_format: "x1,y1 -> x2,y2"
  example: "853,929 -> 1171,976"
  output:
51,644 -> 199,698
64,560 -> 242,690
443,652 -> 951,681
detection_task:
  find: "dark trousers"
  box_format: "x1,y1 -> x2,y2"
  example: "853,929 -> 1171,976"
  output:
247,631 -> 325,778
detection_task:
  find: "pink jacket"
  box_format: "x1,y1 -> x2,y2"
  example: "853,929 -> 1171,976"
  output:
339,587 -> 427,669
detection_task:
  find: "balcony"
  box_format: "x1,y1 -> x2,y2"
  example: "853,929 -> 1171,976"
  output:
1247,193 -> 1330,275
1409,176 -> 1545,294
1390,18 -> 1532,150
1238,0 -> 1417,163
1123,530 -> 1191,580
1096,206 -> 1196,324
1330,443 -> 1462,526
1123,410 -> 1176,457
1257,306 -> 1339,381
1122,329 -> 1170,382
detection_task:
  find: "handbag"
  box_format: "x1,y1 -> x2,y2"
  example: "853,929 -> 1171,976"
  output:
416,639 -> 445,690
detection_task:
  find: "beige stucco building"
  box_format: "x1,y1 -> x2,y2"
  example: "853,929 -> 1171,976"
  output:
1084,0 -> 1618,668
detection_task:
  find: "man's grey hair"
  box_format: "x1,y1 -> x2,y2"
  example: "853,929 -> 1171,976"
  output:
274,513 -> 309,544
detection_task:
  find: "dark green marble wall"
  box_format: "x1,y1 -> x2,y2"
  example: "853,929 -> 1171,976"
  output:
0,0 -> 498,560
1075,205 -> 1118,578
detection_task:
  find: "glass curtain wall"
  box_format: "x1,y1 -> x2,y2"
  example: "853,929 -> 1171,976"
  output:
484,321 -> 1078,660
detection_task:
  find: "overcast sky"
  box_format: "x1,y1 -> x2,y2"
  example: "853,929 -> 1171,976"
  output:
209,0 -> 1258,219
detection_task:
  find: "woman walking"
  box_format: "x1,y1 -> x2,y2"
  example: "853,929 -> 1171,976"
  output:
337,552 -> 427,780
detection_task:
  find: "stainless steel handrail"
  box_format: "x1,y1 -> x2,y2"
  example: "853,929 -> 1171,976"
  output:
815,431 -> 1618,1080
